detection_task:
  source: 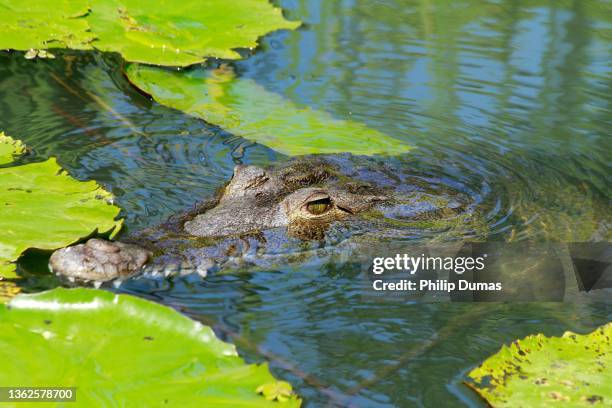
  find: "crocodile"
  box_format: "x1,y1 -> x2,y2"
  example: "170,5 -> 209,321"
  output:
49,155 -> 476,285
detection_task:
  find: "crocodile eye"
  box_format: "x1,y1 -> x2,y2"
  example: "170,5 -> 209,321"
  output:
306,197 -> 331,215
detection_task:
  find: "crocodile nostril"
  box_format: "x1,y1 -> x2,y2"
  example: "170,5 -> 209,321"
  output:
245,175 -> 269,190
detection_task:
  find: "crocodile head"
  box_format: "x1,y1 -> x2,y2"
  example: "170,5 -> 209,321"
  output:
49,158 -> 390,283
183,160 -> 388,239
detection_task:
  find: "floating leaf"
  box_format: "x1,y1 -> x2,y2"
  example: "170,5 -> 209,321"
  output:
0,132 -> 26,165
0,1 -> 94,50
0,288 -> 301,406
0,280 -> 20,303
0,135 -> 122,278
257,381 -> 296,402
126,64 -> 412,156
0,0 -> 299,66
466,323 -> 612,407
0,263 -> 18,280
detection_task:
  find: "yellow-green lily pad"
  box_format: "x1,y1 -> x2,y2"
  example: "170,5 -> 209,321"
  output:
0,288 -> 301,406
466,323 -> 612,407
0,1 -> 93,51
126,64 -> 412,156
0,0 -> 299,67
257,381 -> 296,402
0,280 -> 21,303
0,135 -> 122,278
0,132 -> 26,165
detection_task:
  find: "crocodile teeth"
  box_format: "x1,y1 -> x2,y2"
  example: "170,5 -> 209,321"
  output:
93,281 -> 102,289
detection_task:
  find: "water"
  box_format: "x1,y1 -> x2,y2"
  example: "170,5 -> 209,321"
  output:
1,0 -> 610,406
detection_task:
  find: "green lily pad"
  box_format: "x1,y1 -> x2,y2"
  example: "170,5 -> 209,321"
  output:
0,0 -> 299,66
0,288 -> 301,406
466,323 -> 612,407
0,263 -> 18,281
0,135 -> 122,278
0,132 -> 26,165
257,381 -> 296,402
126,64 -> 412,156
0,1 -> 93,51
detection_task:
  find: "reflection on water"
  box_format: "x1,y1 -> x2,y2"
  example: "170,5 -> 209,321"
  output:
0,54 -> 279,231
243,0 -> 611,242
118,269 -> 610,407
0,0 -> 610,406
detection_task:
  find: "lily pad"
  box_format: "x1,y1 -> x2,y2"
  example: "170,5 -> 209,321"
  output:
0,263 -> 18,281
0,0 -> 299,66
0,135 -> 122,278
0,132 -> 26,165
0,280 -> 20,303
466,323 -> 612,407
0,1 -> 93,51
257,381 -> 296,402
126,64 -> 412,156
0,288 -> 301,406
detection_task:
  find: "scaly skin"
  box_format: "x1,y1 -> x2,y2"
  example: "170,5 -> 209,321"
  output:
48,239 -> 151,283
49,157 -> 390,284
